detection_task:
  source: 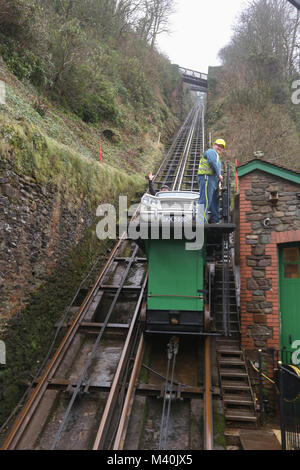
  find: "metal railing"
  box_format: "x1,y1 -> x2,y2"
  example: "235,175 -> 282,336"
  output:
222,163 -> 232,336
278,363 -> 300,450
178,67 -> 208,81
252,349 -> 300,450
251,350 -> 300,449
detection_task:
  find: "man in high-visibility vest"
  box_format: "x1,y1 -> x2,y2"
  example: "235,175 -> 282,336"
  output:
197,138 -> 226,223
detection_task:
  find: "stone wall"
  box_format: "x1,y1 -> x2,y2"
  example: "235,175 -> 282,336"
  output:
238,169 -> 300,353
0,157 -> 94,321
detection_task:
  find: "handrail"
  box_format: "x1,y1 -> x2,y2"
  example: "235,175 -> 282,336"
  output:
178,67 -> 208,80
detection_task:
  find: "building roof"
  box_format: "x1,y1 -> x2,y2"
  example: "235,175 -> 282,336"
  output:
237,159 -> 300,186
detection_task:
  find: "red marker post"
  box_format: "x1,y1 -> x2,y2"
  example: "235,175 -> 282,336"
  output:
235,158 -> 239,192
98,140 -> 102,163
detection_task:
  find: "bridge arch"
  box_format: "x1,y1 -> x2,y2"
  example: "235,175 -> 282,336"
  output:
179,67 -> 208,90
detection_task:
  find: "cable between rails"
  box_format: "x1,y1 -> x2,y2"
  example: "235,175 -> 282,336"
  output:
158,336 -> 179,450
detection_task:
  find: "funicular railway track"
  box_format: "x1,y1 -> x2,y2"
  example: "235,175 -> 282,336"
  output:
2,101 -> 216,451
155,102 -> 203,191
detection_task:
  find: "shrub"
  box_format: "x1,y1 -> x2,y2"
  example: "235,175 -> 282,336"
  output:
0,37 -> 48,86
33,97 -> 47,117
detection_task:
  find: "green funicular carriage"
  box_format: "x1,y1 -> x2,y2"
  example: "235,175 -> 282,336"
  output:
138,190 -> 205,335
137,188 -> 235,336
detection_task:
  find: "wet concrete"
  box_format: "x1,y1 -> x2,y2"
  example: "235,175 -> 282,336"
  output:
124,337 -> 205,450
147,336 -> 202,388
94,293 -> 138,324
239,429 -> 281,450
33,392 -> 107,450
140,397 -> 191,450
16,332 -> 125,450
124,395 -> 147,450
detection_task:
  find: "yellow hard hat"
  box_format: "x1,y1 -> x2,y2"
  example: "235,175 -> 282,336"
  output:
214,138 -> 226,149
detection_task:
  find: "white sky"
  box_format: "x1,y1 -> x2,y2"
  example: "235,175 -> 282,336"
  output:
156,0 -> 249,73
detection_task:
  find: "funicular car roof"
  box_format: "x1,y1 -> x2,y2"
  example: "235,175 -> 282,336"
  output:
155,190 -> 199,199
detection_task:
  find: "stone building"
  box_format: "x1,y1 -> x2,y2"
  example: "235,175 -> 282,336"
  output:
236,159 -> 300,367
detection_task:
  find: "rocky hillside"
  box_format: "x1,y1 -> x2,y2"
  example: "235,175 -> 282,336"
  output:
0,0 -> 192,427
0,54 -> 173,322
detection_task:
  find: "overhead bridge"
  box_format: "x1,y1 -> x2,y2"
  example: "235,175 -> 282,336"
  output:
179,67 -> 208,90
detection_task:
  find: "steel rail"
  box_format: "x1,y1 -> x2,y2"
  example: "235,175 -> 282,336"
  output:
201,106 -> 205,155
95,102 -> 205,450
92,276 -> 147,450
178,104 -> 203,191
159,128 -> 191,187
1,235 -> 127,450
111,100 -> 206,450
109,100 -> 206,451
112,334 -> 145,450
182,121 -> 199,191
0,252 -> 108,437
158,352 -> 172,450
50,244 -> 140,449
172,104 -> 201,190
167,107 -> 198,188
2,100 -> 207,451
204,304 -> 213,450
190,109 -> 203,190
153,106 -> 195,186
154,104 -> 199,188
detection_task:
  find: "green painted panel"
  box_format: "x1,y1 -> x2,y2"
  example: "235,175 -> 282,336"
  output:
237,159 -> 300,186
145,238 -> 204,311
279,243 -> 300,361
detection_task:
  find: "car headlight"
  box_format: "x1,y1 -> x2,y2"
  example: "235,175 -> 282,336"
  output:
141,194 -> 160,209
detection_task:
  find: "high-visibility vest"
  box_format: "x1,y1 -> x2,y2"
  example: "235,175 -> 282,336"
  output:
198,150 -> 219,175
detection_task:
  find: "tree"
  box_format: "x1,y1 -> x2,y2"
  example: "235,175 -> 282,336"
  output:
48,18 -> 87,90
210,0 -> 300,168
0,0 -> 37,38
221,0 -> 300,79
137,0 -> 175,48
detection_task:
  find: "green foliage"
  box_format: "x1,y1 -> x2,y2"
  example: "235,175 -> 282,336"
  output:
118,55 -> 154,108
79,91 -> 119,124
209,0 -> 300,168
33,97 -> 48,117
0,37 -> 48,86
0,119 -> 145,206
0,1 -> 181,128
213,402 -> 226,449
0,0 -> 37,39
56,61 -> 121,124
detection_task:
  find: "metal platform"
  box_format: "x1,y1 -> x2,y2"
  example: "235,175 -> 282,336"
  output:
205,223 -> 236,244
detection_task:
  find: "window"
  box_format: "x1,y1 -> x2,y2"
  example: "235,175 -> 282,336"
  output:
284,264 -> 299,279
283,247 -> 299,262
283,246 -> 299,279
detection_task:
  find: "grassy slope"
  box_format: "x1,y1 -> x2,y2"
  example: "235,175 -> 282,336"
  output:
0,56 -> 176,208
